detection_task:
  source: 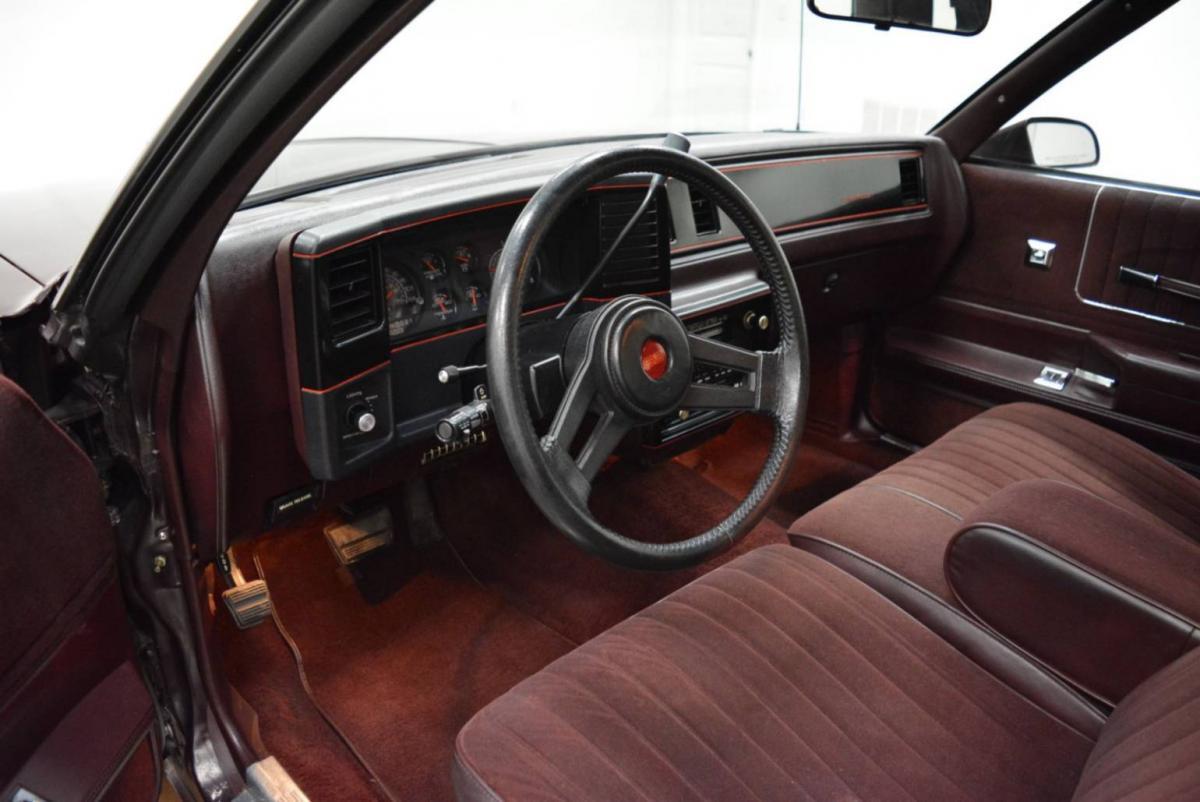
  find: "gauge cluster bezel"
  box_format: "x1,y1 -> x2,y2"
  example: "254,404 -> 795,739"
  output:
284,187 -> 672,480
376,205 -> 573,347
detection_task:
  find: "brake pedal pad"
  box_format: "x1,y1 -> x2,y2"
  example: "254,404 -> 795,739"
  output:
324,506 -> 395,567
222,580 -> 272,630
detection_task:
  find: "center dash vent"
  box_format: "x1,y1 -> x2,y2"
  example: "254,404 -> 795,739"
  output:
595,192 -> 665,292
690,188 -> 721,236
898,157 -> 925,206
323,247 -> 381,344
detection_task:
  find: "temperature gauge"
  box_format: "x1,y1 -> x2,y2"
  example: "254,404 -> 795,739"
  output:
464,284 -> 486,313
418,252 -> 447,281
431,289 -> 457,322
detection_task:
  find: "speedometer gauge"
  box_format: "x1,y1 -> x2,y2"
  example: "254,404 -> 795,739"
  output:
384,268 -> 424,337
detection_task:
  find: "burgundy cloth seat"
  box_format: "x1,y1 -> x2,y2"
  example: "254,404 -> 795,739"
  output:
788,402 -> 1200,606
453,544 -> 1200,802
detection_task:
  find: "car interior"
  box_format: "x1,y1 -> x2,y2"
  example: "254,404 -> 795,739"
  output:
1,0 -> 1198,800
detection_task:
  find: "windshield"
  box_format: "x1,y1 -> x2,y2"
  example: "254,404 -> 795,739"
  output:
0,0 -> 1088,282
252,0 -> 1087,199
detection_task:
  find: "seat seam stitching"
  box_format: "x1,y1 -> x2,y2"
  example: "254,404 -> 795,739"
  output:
605,625 -> 821,801
730,557 -> 1077,771
644,601 -> 907,800
693,574 -> 989,799
569,647 -> 768,802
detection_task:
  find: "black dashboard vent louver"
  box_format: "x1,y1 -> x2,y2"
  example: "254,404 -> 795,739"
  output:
898,157 -> 925,206
596,192 -> 664,292
324,247 -> 381,344
690,188 -> 720,235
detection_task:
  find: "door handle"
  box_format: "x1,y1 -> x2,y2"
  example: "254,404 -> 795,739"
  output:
1118,266 -> 1200,303
1072,367 -> 1117,391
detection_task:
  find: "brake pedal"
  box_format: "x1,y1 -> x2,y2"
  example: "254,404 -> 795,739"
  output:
324,506 -> 394,566
219,551 -> 273,629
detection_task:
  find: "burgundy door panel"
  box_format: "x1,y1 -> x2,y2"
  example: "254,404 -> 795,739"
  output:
1078,186 -> 1200,328
871,164 -> 1200,467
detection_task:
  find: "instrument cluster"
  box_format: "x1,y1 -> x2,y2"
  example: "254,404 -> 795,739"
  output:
381,239 -> 549,341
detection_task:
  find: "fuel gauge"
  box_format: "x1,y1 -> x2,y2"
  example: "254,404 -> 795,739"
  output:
464,284 -> 487,313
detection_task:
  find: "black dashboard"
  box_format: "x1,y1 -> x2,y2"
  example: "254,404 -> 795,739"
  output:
187,133 -> 968,543
279,145 -> 946,480
284,186 -> 673,478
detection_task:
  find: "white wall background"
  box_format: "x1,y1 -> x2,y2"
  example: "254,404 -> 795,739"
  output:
0,0 -> 1196,271
299,0 -> 802,142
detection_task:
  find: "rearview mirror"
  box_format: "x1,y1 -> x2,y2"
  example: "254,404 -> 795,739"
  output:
975,118 -> 1100,169
807,0 -> 991,35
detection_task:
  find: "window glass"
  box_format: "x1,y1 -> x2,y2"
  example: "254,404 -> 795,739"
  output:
1008,1 -> 1200,190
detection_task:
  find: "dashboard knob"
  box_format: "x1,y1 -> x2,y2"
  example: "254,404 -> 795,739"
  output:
347,404 -> 376,434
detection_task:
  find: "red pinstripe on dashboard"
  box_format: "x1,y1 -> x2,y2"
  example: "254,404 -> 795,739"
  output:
299,291 -> 671,392
291,184 -> 651,261
294,149 -> 926,391
300,361 -> 390,395
670,202 -> 929,255
289,149 -> 925,261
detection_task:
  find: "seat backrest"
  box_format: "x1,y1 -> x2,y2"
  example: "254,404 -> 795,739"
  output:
1073,645 -> 1200,801
0,373 -> 152,797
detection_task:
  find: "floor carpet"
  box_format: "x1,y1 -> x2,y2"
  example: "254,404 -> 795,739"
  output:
250,527 -> 574,801
222,414 -> 876,800
429,441 -> 791,645
677,414 -> 876,527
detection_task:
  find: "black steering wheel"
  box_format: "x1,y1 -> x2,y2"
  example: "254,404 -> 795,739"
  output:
486,146 -> 808,570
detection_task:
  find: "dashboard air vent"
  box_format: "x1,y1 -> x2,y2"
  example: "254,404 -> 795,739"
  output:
690,188 -> 720,236
324,247 -> 381,344
596,192 -> 664,292
898,157 -> 925,206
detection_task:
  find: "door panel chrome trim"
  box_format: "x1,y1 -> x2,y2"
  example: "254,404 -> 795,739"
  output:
1072,184 -> 1194,330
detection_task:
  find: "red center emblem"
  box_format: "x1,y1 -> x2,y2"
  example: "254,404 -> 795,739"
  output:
640,338 -> 669,381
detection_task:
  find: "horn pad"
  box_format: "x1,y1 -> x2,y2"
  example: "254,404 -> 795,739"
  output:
593,297 -> 692,421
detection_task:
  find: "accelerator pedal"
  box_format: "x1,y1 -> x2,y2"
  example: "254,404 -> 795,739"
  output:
219,551 -> 273,630
323,505 -> 394,567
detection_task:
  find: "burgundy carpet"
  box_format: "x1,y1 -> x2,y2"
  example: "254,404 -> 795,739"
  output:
224,416 -> 874,800
250,525 -> 574,801
676,414 -> 876,526
216,587 -> 389,802
430,438 -> 793,645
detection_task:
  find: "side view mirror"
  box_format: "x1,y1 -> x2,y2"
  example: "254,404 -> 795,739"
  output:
808,0 -> 991,36
975,117 -> 1100,169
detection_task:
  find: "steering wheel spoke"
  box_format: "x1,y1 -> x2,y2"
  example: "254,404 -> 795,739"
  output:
540,360 -> 633,502
682,334 -> 777,412
575,409 -> 632,483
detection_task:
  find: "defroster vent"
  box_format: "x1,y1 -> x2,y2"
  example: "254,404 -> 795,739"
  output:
324,247 -> 381,344
595,192 -> 666,293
